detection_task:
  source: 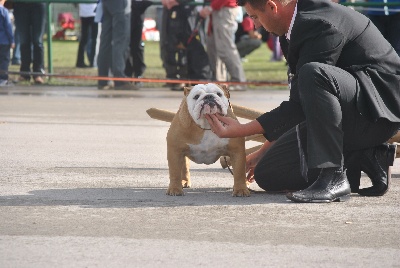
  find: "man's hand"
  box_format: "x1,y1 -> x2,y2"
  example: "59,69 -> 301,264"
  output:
246,151 -> 261,183
205,114 -> 243,138
246,140 -> 275,182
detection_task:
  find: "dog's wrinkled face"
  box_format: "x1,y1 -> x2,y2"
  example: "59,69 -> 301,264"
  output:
185,83 -> 230,129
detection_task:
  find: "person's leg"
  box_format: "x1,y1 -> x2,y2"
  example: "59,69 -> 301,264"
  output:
130,12 -> 146,78
254,122 -> 317,192
235,36 -> 262,58
89,18 -> 98,67
31,3 -> 46,79
12,25 -> 21,65
187,38 -> 212,80
212,8 -> 245,82
288,62 -> 399,202
76,17 -> 90,67
13,4 -> 32,80
110,10 -> 130,87
97,8 -> 112,88
0,45 -> 10,81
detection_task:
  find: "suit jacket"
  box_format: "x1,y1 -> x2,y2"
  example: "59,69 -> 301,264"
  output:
257,0 -> 400,141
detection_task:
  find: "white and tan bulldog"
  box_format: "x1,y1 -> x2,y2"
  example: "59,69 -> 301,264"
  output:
166,83 -> 250,197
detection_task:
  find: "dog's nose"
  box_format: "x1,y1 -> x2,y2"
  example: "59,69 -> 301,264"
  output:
204,95 -> 214,100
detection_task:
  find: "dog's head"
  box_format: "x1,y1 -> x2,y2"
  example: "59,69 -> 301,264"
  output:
183,83 -> 230,129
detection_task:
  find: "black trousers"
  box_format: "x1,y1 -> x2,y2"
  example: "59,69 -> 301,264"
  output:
76,16 -> 98,67
254,62 -> 400,192
125,10 -> 146,78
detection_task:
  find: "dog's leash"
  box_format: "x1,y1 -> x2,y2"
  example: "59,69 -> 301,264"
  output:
223,156 -> 260,193
223,156 -> 233,175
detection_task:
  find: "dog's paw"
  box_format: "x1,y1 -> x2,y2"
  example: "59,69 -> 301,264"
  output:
182,180 -> 191,188
166,187 -> 185,196
232,187 -> 251,197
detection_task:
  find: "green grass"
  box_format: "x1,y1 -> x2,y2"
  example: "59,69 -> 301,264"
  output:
9,40 -> 288,88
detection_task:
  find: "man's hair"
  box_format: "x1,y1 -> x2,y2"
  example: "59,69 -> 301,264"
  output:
237,0 -> 266,10
237,0 -> 293,9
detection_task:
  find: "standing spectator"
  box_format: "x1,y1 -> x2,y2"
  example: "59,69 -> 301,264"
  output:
235,14 -> 262,59
0,0 -> 14,86
366,0 -> 400,56
159,0 -> 212,91
125,0 -> 152,87
97,0 -> 137,90
200,1 -> 246,91
76,3 -> 98,68
13,2 -> 46,84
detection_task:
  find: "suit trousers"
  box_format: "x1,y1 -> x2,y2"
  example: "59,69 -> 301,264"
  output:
254,62 -> 400,192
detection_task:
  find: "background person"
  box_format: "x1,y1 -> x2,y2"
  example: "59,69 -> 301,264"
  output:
0,0 -> 14,86
13,2 -> 46,84
199,0 -> 247,91
235,13 -> 262,60
366,0 -> 400,56
97,0 -> 137,90
76,3 -> 98,68
159,0 -> 212,91
124,0 -> 153,88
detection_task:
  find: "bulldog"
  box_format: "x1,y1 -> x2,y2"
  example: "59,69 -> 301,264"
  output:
166,83 -> 250,197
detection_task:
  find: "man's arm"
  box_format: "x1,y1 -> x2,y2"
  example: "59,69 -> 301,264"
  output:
205,114 -> 264,138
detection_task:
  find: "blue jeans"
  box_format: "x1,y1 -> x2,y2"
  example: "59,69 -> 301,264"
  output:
13,3 -> 46,78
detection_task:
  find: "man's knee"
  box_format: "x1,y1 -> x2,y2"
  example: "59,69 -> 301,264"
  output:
298,62 -> 334,100
298,62 -> 325,83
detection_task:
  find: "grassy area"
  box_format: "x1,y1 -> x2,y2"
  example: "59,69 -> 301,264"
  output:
9,40 -> 288,88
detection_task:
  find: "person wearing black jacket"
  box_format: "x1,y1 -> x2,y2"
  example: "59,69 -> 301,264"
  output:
205,0 -> 400,203
124,0 -> 153,87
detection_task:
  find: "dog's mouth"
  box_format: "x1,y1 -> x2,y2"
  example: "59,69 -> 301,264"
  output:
198,100 -> 223,119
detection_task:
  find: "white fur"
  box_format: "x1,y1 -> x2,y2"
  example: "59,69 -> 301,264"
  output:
188,131 -> 229,164
186,83 -> 229,129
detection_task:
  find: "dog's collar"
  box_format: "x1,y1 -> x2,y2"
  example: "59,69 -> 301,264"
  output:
195,123 -> 211,131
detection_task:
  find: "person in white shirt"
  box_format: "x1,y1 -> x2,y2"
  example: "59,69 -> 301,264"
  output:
76,3 -> 98,68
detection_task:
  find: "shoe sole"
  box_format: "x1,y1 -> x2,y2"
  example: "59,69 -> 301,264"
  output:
286,193 -> 351,203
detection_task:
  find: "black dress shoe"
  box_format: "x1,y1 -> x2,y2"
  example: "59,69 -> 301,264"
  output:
286,167 -> 351,203
358,144 -> 397,196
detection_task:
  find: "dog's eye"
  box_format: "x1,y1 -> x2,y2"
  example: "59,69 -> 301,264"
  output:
217,93 -> 222,97
194,95 -> 200,100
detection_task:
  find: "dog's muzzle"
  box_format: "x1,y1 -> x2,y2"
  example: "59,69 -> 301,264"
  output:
199,95 -> 222,116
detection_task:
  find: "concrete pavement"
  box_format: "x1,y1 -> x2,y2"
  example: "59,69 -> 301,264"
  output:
0,85 -> 399,267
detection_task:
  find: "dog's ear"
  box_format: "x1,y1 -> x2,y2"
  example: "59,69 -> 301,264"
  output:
218,84 -> 230,99
178,99 -> 192,128
184,86 -> 193,96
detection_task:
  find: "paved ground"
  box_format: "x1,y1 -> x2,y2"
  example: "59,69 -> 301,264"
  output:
0,85 -> 399,268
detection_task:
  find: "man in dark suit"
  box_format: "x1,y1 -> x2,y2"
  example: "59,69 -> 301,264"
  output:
205,0 -> 400,203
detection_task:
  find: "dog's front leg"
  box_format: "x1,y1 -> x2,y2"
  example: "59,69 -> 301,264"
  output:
167,149 -> 186,196
230,149 -> 251,197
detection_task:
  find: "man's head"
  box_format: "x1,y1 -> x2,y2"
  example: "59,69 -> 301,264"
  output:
237,0 -> 296,36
